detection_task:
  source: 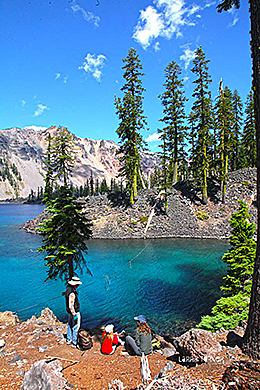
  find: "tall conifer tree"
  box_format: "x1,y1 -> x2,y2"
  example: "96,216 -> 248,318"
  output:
241,91 -> 256,168
38,127 -> 92,281
115,48 -> 148,204
158,60 -> 187,185
231,89 -> 243,170
189,46 -> 214,204
215,83 -> 234,202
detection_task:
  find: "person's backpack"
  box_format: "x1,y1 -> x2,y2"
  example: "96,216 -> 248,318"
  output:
77,328 -> 93,351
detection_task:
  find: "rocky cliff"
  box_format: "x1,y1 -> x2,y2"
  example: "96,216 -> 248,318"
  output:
0,126 -> 159,200
24,168 -> 257,240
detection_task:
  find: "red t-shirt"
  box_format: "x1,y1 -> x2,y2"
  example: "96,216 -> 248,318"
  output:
101,332 -> 119,354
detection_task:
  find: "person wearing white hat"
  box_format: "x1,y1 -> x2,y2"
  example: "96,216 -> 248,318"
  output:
65,276 -> 82,347
101,324 -> 124,355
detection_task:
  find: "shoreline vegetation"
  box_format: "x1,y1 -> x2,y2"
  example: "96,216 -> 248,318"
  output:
23,168 -> 257,241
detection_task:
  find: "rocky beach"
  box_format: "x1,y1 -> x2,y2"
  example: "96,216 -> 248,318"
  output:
1,308 -> 259,390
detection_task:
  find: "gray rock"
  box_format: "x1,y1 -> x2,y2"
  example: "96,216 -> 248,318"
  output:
39,345 -> 49,353
162,347 -> 177,357
174,328 -> 222,364
16,369 -> 25,377
9,353 -> 22,364
21,359 -> 67,390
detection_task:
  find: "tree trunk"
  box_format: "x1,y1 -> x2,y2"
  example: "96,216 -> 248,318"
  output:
242,0 -> 260,360
69,255 -> 74,280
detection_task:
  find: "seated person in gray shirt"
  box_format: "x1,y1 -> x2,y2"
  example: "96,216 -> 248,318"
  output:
125,315 -> 152,356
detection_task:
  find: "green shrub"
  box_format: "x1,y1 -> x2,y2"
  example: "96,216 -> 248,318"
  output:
197,210 -> 209,220
139,216 -> 148,223
198,293 -> 250,331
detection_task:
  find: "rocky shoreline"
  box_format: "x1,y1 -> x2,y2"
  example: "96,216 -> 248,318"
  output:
23,168 -> 257,240
0,308 -> 259,389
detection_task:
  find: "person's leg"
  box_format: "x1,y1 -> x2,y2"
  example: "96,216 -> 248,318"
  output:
125,335 -> 141,356
72,312 -> 81,346
109,345 -> 117,355
67,314 -> 73,344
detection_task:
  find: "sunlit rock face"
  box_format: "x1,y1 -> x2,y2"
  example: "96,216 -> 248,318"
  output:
0,126 -> 159,200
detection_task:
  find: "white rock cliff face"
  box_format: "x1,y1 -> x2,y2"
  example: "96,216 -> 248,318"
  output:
0,126 -> 159,200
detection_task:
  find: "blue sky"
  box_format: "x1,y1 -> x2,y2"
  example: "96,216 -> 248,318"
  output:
0,0 -> 251,152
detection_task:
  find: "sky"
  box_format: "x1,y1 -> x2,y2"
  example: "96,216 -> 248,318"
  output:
0,0 -> 252,152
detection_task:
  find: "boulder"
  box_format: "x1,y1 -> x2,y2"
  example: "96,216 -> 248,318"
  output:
21,359 -> 67,390
174,328 -> 222,364
0,311 -> 19,326
39,308 -> 58,324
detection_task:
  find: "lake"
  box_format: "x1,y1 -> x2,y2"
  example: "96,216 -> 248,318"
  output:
0,204 -> 229,335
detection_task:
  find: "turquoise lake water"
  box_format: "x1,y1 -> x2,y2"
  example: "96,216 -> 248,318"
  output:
0,204 -> 229,334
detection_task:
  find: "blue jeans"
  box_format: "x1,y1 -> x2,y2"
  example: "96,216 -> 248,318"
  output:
67,312 -> 81,345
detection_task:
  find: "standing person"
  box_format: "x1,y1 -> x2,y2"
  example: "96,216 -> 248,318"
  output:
125,315 -> 152,356
101,324 -> 124,355
65,276 -> 82,348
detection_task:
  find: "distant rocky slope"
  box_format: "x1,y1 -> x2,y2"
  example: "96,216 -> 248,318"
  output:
24,168 -> 257,240
0,126 -> 159,200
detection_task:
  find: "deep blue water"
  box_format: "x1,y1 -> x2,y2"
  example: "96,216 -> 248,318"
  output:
0,204 -> 229,334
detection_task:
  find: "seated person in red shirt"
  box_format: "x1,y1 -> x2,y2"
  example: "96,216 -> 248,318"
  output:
101,324 -> 124,355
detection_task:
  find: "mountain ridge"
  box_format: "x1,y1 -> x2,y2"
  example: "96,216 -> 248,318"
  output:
0,126 -> 159,200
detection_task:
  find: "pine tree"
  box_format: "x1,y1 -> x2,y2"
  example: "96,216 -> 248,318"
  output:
230,89 -> 243,170
215,83 -> 234,202
90,172 -> 94,196
199,201 -> 256,331
43,132 -> 53,203
115,48 -> 148,204
51,126 -> 75,187
38,127 -> 92,281
158,60 -> 187,186
222,201 -> 256,295
189,46 -> 214,204
241,91 -> 256,168
38,186 -> 92,281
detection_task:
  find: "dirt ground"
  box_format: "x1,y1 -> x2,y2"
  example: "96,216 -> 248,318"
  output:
0,314 -> 252,390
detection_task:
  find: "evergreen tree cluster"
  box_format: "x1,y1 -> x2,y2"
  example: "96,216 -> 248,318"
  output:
115,47 -> 256,206
0,157 -> 22,197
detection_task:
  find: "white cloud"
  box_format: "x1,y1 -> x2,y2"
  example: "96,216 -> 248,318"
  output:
55,73 -> 61,80
24,125 -> 48,132
133,5 -> 165,49
227,6 -> 239,27
63,75 -> 68,84
145,132 -> 160,142
154,41 -> 160,51
34,104 -> 49,117
70,1 -> 100,27
180,46 -> 196,69
133,0 -> 198,49
79,53 -> 107,82
21,100 -> 26,107
133,0 -> 215,49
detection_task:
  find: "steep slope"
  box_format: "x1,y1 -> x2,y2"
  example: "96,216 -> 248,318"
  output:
0,126 -> 159,200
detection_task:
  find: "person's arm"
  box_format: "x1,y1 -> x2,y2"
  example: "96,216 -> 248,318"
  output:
69,293 -> 76,316
135,330 -> 141,347
113,334 -> 119,344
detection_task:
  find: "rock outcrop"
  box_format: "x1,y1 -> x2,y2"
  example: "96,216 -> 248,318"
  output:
24,168 -> 257,240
